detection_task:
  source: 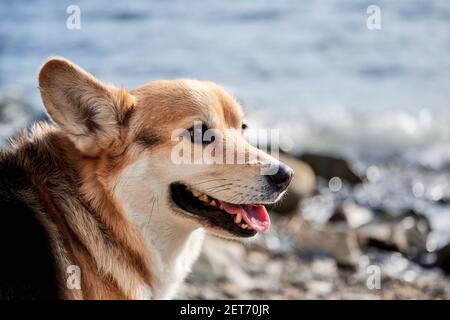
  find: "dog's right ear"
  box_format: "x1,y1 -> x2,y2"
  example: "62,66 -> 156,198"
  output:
38,57 -> 135,157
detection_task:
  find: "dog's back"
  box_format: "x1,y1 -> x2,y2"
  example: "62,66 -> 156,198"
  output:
0,146 -> 60,299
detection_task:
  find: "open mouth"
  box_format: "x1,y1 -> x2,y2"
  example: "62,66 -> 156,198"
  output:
170,182 -> 270,237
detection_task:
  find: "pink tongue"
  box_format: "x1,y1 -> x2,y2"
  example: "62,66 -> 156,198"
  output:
218,201 -> 270,232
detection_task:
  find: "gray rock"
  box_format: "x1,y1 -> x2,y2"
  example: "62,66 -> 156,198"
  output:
189,236 -> 254,289
357,211 -> 431,259
329,201 -> 374,228
297,152 -> 363,185
295,221 -> 362,266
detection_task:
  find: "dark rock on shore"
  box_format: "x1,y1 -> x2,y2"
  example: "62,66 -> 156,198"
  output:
329,201 -> 373,228
357,210 -> 430,260
295,220 -> 362,266
436,244 -> 450,274
297,152 -> 363,185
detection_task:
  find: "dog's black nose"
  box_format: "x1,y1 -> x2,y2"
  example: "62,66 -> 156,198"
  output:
266,164 -> 293,192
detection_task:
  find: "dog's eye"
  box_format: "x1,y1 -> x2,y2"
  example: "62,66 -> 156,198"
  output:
241,123 -> 248,131
188,124 -> 214,145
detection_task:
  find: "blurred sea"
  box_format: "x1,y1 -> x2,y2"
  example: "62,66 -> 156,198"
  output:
1,0 -> 450,245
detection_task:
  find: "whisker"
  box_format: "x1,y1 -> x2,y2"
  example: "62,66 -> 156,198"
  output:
202,183 -> 234,192
190,178 -> 235,187
207,186 -> 232,196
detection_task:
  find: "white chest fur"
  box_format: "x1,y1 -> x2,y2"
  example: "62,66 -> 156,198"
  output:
114,156 -> 205,299
141,224 -> 205,299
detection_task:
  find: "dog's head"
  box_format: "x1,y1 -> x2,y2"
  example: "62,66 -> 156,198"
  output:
38,57 -> 293,239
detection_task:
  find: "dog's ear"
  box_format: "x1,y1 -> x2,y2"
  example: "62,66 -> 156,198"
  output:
38,57 -> 135,156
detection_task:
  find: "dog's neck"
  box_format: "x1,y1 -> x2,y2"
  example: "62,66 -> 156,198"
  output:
112,156 -> 205,299
129,205 -> 205,299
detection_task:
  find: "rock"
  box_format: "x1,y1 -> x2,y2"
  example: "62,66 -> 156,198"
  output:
295,221 -> 362,266
329,201 -> 374,228
305,280 -> 333,296
189,236 -> 254,289
271,153 -> 315,213
297,152 -> 363,185
310,258 -> 338,279
436,244 -> 450,274
357,211 -> 431,259
328,205 -> 347,224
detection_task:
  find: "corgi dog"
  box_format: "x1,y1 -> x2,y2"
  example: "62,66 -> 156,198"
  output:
0,57 -> 293,300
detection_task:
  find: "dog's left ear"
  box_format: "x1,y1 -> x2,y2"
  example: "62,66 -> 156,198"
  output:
38,57 -> 135,156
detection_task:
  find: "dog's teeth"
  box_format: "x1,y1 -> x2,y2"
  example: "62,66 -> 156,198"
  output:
240,223 -> 248,229
234,214 -> 242,224
192,190 -> 202,197
199,195 -> 208,202
210,200 -> 217,207
219,204 -> 224,210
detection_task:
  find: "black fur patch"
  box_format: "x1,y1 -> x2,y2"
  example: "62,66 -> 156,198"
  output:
0,161 -> 60,300
79,106 -> 100,133
118,107 -> 135,127
63,89 -> 100,133
135,130 -> 161,148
